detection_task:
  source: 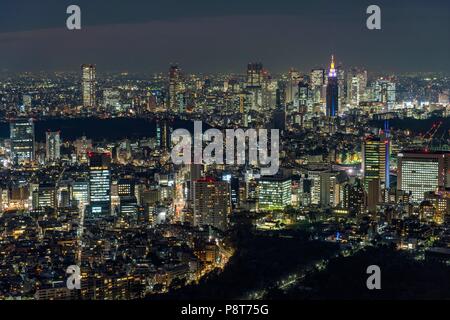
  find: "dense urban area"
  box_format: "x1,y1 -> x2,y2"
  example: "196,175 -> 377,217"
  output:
0,58 -> 449,299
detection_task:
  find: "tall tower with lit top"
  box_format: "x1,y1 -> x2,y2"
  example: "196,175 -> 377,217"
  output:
326,55 -> 339,117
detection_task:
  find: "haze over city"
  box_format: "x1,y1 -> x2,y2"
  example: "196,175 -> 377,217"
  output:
0,0 -> 449,73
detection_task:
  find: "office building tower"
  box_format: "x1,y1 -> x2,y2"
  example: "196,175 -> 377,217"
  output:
347,68 -> 368,107
72,179 -> 90,209
326,55 -> 339,117
285,68 -> 301,104
33,183 -> 57,209
89,152 -> 112,215
373,79 -> 395,112
156,121 -> 171,150
246,62 -> 263,87
45,131 -> 61,162
82,64 -> 96,108
10,118 -> 35,165
258,176 -> 292,210
298,81 -> 310,108
193,177 -> 231,231
398,151 -> 449,203
119,196 -> 138,216
169,64 -> 183,112
117,179 -> 135,198
310,68 -> 325,104
363,136 -> 388,191
320,171 -> 346,208
272,106 -> 286,131
343,179 -> 366,216
367,178 -> 381,213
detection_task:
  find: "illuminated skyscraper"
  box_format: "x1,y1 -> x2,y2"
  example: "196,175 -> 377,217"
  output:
10,118 -> 35,165
326,55 -> 339,117
193,177 -> 231,231
246,62 -> 263,87
310,68 -> 325,105
343,179 -> 365,216
32,182 -> 57,209
258,176 -> 292,210
363,136 -> 387,191
285,68 -> 301,104
89,152 -> 111,215
156,121 -> 171,150
82,64 -> 96,108
72,179 -> 90,209
168,64 -> 182,112
398,151 -> 449,203
347,68 -> 368,107
373,79 -> 395,112
45,131 -> 61,162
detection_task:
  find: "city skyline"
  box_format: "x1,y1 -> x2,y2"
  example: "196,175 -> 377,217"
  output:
1,0 -> 450,306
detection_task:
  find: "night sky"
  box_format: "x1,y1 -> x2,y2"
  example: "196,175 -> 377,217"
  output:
0,0 -> 448,73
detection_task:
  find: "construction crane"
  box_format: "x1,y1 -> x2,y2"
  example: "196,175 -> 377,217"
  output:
422,120 -> 443,152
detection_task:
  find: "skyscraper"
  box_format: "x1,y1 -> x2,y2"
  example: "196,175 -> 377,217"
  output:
10,118 -> 35,165
89,152 -> 111,215
45,131 -> 61,162
326,55 -> 339,117
246,62 -> 263,87
258,176 -> 292,210
310,68 -> 325,105
347,68 -> 368,107
193,177 -> 231,231
398,151 -> 449,203
168,64 -> 182,112
363,136 -> 387,191
32,182 -> 57,209
82,64 -> 96,109
72,179 -> 90,209
343,179 -> 366,216
373,79 -> 396,112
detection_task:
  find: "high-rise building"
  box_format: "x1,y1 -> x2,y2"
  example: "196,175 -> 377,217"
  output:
82,64 -> 96,108
298,81 -> 310,109
245,64 -> 264,112
246,62 -> 263,87
346,68 -> 368,107
193,177 -> 231,231
285,68 -> 301,104
363,136 -> 388,191
326,55 -> 339,117
45,131 -> 61,162
398,151 -> 449,203
310,68 -> 325,104
89,152 -> 111,215
168,64 -> 182,112
117,179 -> 135,198
258,176 -> 292,210
320,171 -> 346,208
373,79 -> 395,111
32,182 -> 57,209
10,118 -> 35,165
343,179 -> 366,216
156,121 -> 171,150
72,179 -> 90,209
